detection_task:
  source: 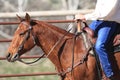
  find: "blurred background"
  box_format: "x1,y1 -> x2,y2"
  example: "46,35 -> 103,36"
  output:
0,0 -> 96,80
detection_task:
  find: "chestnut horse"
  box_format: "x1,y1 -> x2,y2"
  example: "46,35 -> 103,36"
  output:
6,13 -> 120,80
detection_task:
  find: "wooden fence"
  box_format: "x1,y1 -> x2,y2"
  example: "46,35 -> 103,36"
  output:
0,9 -> 93,18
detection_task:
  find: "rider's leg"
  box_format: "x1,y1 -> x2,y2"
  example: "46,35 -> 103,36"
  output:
89,20 -> 118,78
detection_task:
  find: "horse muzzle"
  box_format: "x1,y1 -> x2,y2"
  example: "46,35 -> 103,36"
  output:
6,53 -> 19,62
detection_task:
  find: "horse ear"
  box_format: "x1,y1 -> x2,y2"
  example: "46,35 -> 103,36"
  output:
16,14 -> 22,22
25,13 -> 30,22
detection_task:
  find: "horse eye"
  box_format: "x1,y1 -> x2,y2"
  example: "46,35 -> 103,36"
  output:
19,29 -> 28,36
19,33 -> 25,37
19,32 -> 24,36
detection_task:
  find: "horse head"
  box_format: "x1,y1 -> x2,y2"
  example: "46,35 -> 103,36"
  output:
6,13 -> 37,62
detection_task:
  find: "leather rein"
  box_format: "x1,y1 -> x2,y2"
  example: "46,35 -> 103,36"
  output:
16,21 -> 91,79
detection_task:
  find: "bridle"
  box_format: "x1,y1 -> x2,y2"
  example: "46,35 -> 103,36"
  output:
14,21 -> 45,64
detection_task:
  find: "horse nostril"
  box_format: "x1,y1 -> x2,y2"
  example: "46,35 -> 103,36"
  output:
6,53 -> 12,61
14,54 -> 18,59
12,53 -> 19,61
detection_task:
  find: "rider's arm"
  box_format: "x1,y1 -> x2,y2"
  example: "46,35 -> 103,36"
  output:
85,0 -> 118,20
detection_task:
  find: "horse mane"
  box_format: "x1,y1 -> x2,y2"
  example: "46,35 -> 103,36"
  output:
32,20 -> 74,38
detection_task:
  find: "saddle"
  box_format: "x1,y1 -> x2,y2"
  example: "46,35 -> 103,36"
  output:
83,26 -> 120,52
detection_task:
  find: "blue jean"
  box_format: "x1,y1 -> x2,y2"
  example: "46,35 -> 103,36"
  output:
89,20 -> 118,78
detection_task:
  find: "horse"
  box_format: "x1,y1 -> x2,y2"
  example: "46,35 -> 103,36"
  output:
6,13 -> 120,80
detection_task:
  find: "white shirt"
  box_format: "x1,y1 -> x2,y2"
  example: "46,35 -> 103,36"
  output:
85,0 -> 120,23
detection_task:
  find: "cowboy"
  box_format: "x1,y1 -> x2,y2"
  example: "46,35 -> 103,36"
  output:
75,0 -> 120,79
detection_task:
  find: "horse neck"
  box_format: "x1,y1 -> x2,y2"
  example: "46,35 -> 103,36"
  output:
34,21 -> 69,63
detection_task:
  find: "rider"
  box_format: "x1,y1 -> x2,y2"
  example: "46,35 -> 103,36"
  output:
75,0 -> 120,79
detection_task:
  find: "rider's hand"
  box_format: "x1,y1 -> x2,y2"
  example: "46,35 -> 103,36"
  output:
75,14 -> 86,21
